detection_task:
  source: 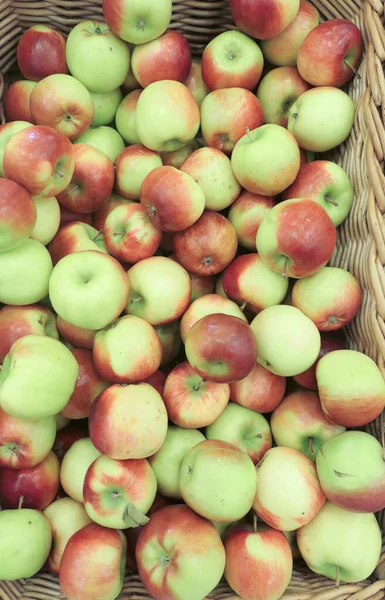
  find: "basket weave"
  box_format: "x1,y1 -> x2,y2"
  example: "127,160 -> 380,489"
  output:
1,1 -> 385,599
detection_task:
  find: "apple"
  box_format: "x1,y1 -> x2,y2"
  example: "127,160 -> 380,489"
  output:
206,402 -> 272,465
189,273 -> 216,303
132,32 -> 191,87
56,317 -> 96,350
0,178 -> 36,252
60,437 -> 101,502
3,125 -> 75,197
115,89 -> 142,144
228,192 -> 276,250
0,120 -> 33,177
256,198 -> 337,278
55,415 -> 71,432
4,80 -> 36,122
297,502 -> 382,583
271,391 -> 345,461
121,68 -> 142,93
180,439 -> 258,522
93,192 -> 134,231
231,124 -> 300,196
136,80 -> 200,152
185,59 -> 209,108
59,523 -> 127,600
316,349 -> 385,427
102,0 -> 172,44
155,321 -> 182,367
90,88 -> 123,127
231,0 -> 300,40
61,349 -> 108,419
261,1 -> 320,66
293,331 -> 346,390
160,140 -> 201,169
48,221 -> 107,265
53,424 -> 88,463
144,370 -> 167,396
17,25 -> 68,80
125,256 -> 191,326
256,66 -> 310,127
89,383 -> 168,459
288,87 -> 355,152
136,504 -> 225,600
60,206 -> 93,227
115,145 -> 162,200
49,251 -> 129,330
297,19 -> 363,87
230,363 -> 286,413
282,160 -> 354,226
0,508 -> 52,580
66,20 -> 130,93
75,126 -> 125,162
30,194 -> 61,246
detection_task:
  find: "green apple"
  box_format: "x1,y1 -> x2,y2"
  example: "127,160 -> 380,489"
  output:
115,90 -> 142,145
115,145 -> 163,200
0,239 -> 52,305
297,502 -> 382,582
103,0 -> 172,44
90,88 -> 123,127
30,195 -> 61,246
60,437 -> 101,502
256,66 -> 310,127
75,126 -> 125,162
0,335 -> 79,419
149,426 -> 205,498
0,509 -> 52,580
66,20 -> 130,93
0,120 -> 32,177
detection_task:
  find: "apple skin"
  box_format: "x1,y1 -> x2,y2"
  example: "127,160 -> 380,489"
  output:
185,59 -> 209,108
230,363 -> 286,413
30,194 -> 61,246
231,0 -> 300,40
115,89 -> 142,144
89,383 -> 168,460
296,502 -> 382,583
144,370 -> 167,396
115,145 -> 162,201
4,80 -> 36,122
60,437 -> 101,502
48,221 -> 108,265
17,25 -> 68,80
132,32 -> 191,88
224,523 -> 293,600
59,523 -> 127,600
180,439 -> 258,522
75,126 -> 125,163
0,450 -> 60,510
253,446 -> 325,531
102,0 -> 172,44
93,192 -> 134,231
297,19 -> 363,87
256,66 -> 310,127
136,504 -> 226,600
121,68 -> 142,93
160,140 -> 201,169
53,425 -> 88,464
60,206 -> 92,227
0,120 -> 33,177
56,317 -> 96,350
316,350 -> 385,427
293,331 -> 346,390
3,125 -> 75,198
256,198 -> 337,279
228,192 -> 276,250
189,273 -> 216,303
271,391 -> 345,461
200,88 -> 264,155
163,361 -> 230,428
155,322 -> 182,367
90,88 -> 123,127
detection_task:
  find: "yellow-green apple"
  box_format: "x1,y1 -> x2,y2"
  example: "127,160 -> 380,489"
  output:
125,256 -> 191,325
256,66 -> 310,127
200,88 -> 264,155
56,317 -> 96,350
17,25 -> 68,80
3,125 -> 75,197
181,147 -> 241,211
253,446 -> 325,530
29,74 -> 94,139
256,198 -> 337,278
66,20 -> 130,93
149,426 -> 205,498
48,222 -> 107,265
0,508 -> 52,580
115,145 -> 162,200
60,206 -> 92,227
189,273 -> 216,303
0,178 -> 36,252
44,497 -> 93,574
144,370 -> 167,396
89,383 -> 168,459
271,391 -> 345,461
288,87 -> 355,152
60,437 -> 101,502
136,80 -> 200,152
57,143 -> 115,214
135,504 -> 225,600
30,195 -> 61,246
180,439 -> 258,522
0,407 -> 56,469
228,192 -> 277,250
83,455 -> 157,528
297,502 -> 382,583
0,450 -> 59,509
75,126 -> 125,162
224,522 -> 293,600
282,160 -> 354,226
61,349 -> 108,419
49,251 -> 129,330
185,313 -> 258,384
0,121 -> 32,177
155,321 -> 182,367
59,523 -> 126,600
261,1 -> 320,66
316,431 -> 385,513
231,0 -> 300,39
230,363 -> 286,413
185,59 -> 209,108
90,88 -> 123,127
93,315 -> 162,383
292,267 -> 362,331
104,203 -> 162,264
93,192 -> 134,231
131,32 -> 191,87
206,402 -> 272,464
121,68 -> 142,93
4,80 -> 36,122
115,89 -> 142,144
223,254 -> 289,314
163,361 -> 230,428
293,331 -> 346,390
160,140 -> 201,169
231,124 -> 300,195
173,211 -> 238,276
140,166 -> 205,232
102,0 -> 172,44
316,349 -> 385,427
297,19 -> 363,87
250,305 -> 321,377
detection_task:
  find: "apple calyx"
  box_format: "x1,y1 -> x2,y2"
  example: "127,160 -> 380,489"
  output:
160,554 -> 171,566
136,19 -> 145,32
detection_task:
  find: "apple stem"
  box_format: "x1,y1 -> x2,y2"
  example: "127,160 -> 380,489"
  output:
18,496 -> 24,510
344,59 -> 361,80
193,378 -> 205,392
92,230 -> 104,242
129,296 -> 143,304
335,565 -> 340,587
239,301 -> 247,312
245,127 -> 254,143
253,514 -> 258,533
111,492 -> 128,501
324,194 -> 338,207
309,438 -> 314,456
113,232 -> 126,238
282,259 -> 288,280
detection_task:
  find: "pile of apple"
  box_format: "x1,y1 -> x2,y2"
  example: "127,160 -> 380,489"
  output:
0,0 -> 384,599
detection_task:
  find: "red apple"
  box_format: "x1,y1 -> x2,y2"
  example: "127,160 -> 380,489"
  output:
0,178 -> 37,253
293,331 -> 346,390
231,0 -> 300,40
0,120 -> 33,178
17,25 -> 68,80
228,192 -> 277,250
184,60 -> 210,108
93,192 -> 134,231
144,370 -> 167,396
230,363 -> 286,413
60,206 -> 93,227
56,317 -> 96,350
53,424 -> 88,463
154,322 -> 182,367
4,80 -> 36,122
48,221 -> 107,265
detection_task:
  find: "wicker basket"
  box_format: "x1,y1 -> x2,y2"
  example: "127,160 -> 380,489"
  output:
1,1 -> 385,599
